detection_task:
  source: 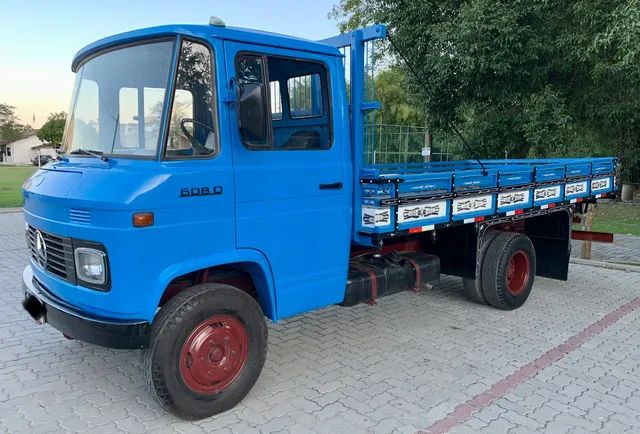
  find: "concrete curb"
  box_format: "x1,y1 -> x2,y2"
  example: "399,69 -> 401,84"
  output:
570,257 -> 640,273
0,207 -> 23,214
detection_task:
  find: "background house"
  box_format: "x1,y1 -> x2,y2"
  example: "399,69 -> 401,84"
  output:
0,131 -> 57,165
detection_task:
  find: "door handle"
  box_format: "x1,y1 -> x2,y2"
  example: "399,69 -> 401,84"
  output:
319,182 -> 343,190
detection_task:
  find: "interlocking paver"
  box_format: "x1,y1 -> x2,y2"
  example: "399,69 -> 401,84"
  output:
1,211 -> 640,433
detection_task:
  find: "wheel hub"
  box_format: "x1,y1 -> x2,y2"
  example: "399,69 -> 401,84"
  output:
506,250 -> 530,296
180,314 -> 248,394
209,345 -> 224,362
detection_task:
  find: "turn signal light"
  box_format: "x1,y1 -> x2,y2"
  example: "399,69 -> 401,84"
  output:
133,212 -> 154,227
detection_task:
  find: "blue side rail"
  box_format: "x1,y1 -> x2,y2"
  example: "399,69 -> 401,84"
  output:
357,157 -> 619,245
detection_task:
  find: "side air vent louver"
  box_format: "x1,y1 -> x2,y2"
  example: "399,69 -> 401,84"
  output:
69,209 -> 91,225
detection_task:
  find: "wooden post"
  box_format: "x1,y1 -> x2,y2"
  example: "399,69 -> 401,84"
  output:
580,204 -> 594,260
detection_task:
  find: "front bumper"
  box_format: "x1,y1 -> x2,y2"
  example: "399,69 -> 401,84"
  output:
22,266 -> 150,349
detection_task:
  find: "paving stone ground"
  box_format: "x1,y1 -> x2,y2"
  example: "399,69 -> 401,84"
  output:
1,211 -> 639,433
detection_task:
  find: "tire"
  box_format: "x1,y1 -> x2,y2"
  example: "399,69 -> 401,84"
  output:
462,229 -> 501,305
481,232 -> 536,310
143,283 -> 267,420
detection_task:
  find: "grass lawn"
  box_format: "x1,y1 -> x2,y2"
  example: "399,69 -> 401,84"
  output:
0,166 -> 36,208
573,201 -> 640,236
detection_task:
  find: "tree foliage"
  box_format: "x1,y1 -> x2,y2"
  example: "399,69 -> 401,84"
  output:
330,0 -> 640,179
375,68 -> 425,126
37,112 -> 67,146
0,103 -> 26,143
0,103 -> 18,125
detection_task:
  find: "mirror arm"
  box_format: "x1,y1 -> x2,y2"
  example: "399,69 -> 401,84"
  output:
223,78 -> 236,106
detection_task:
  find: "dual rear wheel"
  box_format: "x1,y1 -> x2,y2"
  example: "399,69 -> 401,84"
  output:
463,231 -> 536,310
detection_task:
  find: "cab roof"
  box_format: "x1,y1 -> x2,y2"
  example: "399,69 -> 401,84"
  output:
72,24 -> 342,71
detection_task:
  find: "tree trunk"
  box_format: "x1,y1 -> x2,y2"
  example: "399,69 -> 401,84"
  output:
423,130 -> 432,163
580,204 -> 594,260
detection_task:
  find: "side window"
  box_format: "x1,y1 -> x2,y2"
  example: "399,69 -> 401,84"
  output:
287,74 -> 322,118
270,81 -> 283,120
235,54 -> 331,151
166,40 -> 217,158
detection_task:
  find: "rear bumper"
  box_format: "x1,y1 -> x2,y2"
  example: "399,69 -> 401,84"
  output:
22,266 -> 150,349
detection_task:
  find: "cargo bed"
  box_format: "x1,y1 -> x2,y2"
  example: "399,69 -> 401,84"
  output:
356,157 -> 618,244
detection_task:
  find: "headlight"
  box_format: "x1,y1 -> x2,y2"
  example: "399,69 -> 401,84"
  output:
74,247 -> 106,285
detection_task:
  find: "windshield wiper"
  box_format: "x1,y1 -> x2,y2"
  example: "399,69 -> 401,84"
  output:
69,149 -> 110,162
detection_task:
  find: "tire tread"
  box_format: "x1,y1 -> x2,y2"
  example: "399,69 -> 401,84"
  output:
462,229 -> 501,304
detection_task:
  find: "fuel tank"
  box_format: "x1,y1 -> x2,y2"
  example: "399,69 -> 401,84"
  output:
342,251 -> 440,307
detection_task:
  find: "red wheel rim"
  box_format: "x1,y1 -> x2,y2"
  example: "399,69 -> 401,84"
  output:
506,250 -> 530,295
179,314 -> 248,394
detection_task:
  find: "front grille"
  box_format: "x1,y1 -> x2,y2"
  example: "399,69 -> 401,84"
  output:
27,226 -> 76,283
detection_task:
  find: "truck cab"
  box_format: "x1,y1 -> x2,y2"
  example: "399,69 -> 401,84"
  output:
23,21 -> 356,321
21,19 -> 618,420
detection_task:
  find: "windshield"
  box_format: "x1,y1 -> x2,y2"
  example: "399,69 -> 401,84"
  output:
62,40 -> 174,157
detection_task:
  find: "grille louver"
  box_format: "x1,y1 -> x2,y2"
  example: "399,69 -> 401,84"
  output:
27,226 -> 76,283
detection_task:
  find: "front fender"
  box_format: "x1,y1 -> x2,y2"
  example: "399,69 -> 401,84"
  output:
152,248 -> 277,321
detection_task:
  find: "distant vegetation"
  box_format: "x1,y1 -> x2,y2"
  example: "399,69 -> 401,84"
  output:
331,0 -> 640,181
0,103 -> 27,144
1,103 -> 66,147
37,112 -> 66,146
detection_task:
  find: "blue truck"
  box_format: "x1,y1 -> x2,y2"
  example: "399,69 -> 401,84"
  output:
21,19 -> 618,419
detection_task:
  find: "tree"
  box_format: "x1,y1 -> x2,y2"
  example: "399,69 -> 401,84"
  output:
330,0 -> 640,177
37,112 -> 67,147
375,68 -> 425,126
0,103 -> 26,143
0,103 -> 18,125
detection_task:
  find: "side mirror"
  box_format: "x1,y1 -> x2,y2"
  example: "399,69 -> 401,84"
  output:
238,82 -> 269,147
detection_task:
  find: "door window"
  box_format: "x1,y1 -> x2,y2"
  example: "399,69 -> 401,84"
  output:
235,54 -> 331,151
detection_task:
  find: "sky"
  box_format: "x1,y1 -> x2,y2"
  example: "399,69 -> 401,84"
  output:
0,0 -> 341,127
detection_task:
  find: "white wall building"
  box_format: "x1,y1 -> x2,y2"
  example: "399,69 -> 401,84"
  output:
0,134 -> 57,165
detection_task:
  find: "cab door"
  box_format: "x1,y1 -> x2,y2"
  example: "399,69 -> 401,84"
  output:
223,41 -> 351,319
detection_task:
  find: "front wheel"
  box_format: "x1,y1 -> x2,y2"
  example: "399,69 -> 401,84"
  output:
143,283 -> 267,420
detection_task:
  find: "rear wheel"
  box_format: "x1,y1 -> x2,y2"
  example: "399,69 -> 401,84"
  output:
462,229 -> 501,305
143,283 -> 267,420
481,232 -> 536,310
